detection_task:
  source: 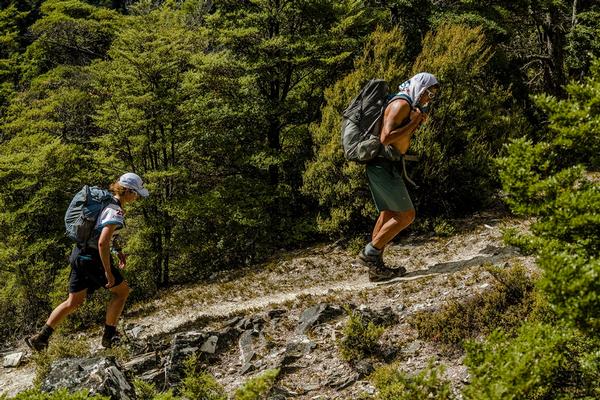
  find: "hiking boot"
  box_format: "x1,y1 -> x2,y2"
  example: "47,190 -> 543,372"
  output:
101,331 -> 122,349
24,334 -> 49,352
368,265 -> 407,282
357,249 -> 384,268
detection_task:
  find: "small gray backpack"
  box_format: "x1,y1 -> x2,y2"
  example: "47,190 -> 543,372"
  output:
64,185 -> 115,248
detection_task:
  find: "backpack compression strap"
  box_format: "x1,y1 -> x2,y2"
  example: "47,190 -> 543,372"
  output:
385,93 -> 420,188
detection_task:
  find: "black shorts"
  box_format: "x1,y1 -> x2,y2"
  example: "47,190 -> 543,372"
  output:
68,246 -> 124,294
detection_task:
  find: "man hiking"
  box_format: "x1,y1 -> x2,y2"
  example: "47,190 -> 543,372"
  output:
358,72 -> 439,281
25,173 -> 149,350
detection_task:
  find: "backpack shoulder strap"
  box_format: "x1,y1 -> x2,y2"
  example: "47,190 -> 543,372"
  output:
387,93 -> 413,108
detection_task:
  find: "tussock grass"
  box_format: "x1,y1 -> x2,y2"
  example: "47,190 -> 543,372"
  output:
409,264 -> 548,352
338,308 -> 385,361
370,362 -> 453,400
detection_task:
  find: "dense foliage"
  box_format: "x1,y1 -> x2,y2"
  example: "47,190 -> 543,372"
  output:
0,10 -> 598,400
465,58 -> 600,398
303,23 -> 528,235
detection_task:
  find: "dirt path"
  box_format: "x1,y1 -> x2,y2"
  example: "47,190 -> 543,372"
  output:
127,211 -> 528,339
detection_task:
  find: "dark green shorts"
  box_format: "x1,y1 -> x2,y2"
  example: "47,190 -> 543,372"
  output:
366,158 -> 414,213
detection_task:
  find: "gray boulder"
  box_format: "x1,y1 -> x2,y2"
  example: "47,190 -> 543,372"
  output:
41,357 -> 135,400
3,352 -> 24,368
123,352 -> 160,375
165,331 -> 221,384
296,304 -> 343,335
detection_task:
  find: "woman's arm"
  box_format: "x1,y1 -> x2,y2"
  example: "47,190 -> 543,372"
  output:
98,224 -> 118,288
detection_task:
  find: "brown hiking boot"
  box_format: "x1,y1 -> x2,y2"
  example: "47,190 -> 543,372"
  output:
24,334 -> 49,352
368,265 -> 407,282
357,249 -> 384,267
358,249 -> 407,281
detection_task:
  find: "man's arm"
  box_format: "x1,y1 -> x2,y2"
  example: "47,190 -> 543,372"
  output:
380,100 -> 424,146
98,224 -> 118,288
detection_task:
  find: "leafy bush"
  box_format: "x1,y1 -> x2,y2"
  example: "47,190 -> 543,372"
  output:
303,23 -> 528,236
133,379 -> 177,400
482,57 -> 600,399
338,308 -> 385,361
370,363 -> 454,400
233,369 -> 280,400
538,251 -> 600,334
464,323 -> 600,400
179,354 -> 227,400
5,389 -> 108,400
497,59 -> 600,335
410,264 -> 546,351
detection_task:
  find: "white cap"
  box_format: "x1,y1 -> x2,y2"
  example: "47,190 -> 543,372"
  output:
119,172 -> 149,197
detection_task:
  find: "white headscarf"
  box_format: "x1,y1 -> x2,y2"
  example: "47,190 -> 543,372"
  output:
397,72 -> 439,107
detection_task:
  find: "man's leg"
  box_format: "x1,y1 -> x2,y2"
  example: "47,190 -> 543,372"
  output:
361,209 -> 416,281
371,212 -> 388,242
25,290 -> 87,351
103,281 -> 130,348
372,209 -> 415,250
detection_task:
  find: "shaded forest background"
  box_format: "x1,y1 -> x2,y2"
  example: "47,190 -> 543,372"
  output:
0,4 -> 598,395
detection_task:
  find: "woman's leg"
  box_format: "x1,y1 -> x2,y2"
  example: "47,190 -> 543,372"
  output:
105,280 -> 130,326
46,289 -> 88,328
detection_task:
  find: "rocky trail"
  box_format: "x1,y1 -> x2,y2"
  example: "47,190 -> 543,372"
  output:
0,210 -> 534,399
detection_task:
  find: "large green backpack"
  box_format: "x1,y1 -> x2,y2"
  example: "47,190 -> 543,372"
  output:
341,79 -> 409,163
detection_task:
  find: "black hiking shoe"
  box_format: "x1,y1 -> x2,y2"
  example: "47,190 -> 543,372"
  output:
25,334 -> 49,352
368,265 -> 407,282
101,331 -> 122,349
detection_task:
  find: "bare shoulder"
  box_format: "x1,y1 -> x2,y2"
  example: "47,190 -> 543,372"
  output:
384,97 -> 411,123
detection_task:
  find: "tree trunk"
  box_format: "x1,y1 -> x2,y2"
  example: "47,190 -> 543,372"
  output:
543,12 -> 567,97
153,229 -> 164,288
162,217 -> 171,287
267,119 -> 280,185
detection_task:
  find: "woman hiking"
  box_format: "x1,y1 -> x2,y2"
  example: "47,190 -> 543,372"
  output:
25,173 -> 149,350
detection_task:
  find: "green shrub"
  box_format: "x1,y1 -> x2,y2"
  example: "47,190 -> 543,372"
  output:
433,218 -> 456,237
178,355 -> 226,400
303,23 -> 529,236
233,369 -> 280,400
133,379 -> 177,400
133,379 -> 159,400
496,61 -> 600,336
410,264 -> 546,351
7,389 -> 107,399
538,250 -> 600,334
464,323 -> 600,400
370,362 -> 454,400
338,309 -> 386,361
487,57 -> 600,400
501,227 -> 538,255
